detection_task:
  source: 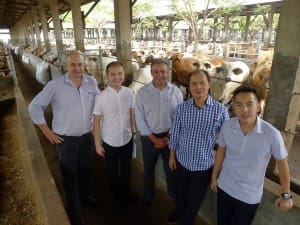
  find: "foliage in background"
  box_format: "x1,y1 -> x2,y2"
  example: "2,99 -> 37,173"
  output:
60,0 -> 280,46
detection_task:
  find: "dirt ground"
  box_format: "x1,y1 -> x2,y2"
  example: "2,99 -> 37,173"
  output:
0,99 -> 43,225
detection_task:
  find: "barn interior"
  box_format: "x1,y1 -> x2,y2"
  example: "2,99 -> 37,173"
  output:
0,1 -> 300,225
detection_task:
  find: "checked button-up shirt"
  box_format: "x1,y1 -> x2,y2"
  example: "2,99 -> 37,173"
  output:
169,96 -> 229,171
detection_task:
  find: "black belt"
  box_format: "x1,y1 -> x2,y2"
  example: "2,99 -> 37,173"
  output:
59,132 -> 91,138
153,131 -> 169,138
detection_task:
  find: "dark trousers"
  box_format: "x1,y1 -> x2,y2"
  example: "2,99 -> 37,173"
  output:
56,133 -> 93,218
141,136 -> 176,202
102,138 -> 133,204
217,188 -> 259,225
175,161 -> 212,225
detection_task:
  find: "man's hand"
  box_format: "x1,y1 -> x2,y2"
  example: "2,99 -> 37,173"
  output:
154,137 -> 168,149
210,177 -> 218,193
95,144 -> 105,157
39,124 -> 64,144
275,196 -> 293,211
169,150 -> 176,171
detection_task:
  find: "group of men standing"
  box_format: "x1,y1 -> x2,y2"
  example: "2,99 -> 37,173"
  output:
28,51 -> 293,225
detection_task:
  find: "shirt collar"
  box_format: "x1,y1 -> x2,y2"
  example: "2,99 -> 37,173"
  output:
145,81 -> 171,91
107,85 -> 123,92
187,95 -> 214,107
233,116 -> 263,134
64,73 -> 88,84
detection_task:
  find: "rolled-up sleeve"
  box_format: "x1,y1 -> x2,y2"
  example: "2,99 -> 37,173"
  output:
28,81 -> 55,125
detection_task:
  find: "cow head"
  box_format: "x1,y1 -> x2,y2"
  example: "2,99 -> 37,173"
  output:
171,53 -> 200,87
210,61 -> 250,104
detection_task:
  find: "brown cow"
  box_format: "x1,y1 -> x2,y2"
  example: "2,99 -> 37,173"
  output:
171,53 -> 200,87
250,61 -> 272,115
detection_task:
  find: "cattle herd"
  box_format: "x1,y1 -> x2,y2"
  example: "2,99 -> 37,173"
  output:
0,43 -> 9,77
7,43 -> 274,115
126,47 -> 273,116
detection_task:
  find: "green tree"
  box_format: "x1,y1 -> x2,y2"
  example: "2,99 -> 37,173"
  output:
83,0 -> 114,29
171,0 -> 242,52
132,1 -> 158,40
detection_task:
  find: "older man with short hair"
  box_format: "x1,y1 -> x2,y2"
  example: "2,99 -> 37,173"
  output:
28,51 -> 99,225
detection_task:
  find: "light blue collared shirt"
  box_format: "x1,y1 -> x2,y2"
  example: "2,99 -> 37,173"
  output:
28,73 -> 99,136
135,81 -> 183,136
217,117 -> 288,204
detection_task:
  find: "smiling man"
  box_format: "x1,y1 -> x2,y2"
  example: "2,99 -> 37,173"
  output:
135,58 -> 183,208
93,61 -> 136,212
211,85 -> 293,225
28,51 -> 99,225
168,69 -> 229,225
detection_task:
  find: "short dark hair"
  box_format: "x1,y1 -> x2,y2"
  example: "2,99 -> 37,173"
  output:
150,58 -> 168,71
232,85 -> 260,102
106,61 -> 124,73
188,69 -> 211,84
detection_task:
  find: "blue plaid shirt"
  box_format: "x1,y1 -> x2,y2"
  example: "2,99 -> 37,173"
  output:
169,96 -> 229,171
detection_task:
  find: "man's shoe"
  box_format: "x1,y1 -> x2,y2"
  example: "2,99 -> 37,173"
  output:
142,198 -> 152,207
70,214 -> 86,225
82,196 -> 99,206
168,210 -> 181,224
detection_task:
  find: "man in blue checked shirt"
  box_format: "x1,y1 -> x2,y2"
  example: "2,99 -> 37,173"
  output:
168,69 -> 229,225
28,51 -> 99,225
135,58 -> 183,207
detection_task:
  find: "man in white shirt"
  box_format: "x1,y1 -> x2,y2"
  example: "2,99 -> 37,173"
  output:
93,61 -> 136,212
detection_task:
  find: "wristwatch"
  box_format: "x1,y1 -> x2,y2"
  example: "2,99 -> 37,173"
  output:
281,193 -> 292,200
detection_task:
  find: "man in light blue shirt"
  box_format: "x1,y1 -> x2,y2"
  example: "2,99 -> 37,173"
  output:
211,85 -> 293,225
28,51 -> 99,225
135,58 -> 183,207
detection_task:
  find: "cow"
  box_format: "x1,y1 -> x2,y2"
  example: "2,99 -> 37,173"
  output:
171,53 -> 201,96
170,53 -> 201,98
85,55 -> 140,88
200,57 -> 226,76
249,60 -> 272,115
209,61 -> 250,105
129,64 -> 152,96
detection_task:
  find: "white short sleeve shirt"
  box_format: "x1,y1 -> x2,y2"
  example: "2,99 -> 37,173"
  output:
93,86 -> 134,147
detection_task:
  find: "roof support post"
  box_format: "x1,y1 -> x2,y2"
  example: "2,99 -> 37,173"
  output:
27,14 -> 36,47
264,0 -> 300,153
70,0 -> 85,52
114,0 -> 132,85
39,0 -> 51,52
49,0 -> 64,53
32,7 -> 42,48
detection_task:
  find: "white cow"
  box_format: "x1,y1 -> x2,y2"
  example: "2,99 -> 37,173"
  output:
85,56 -> 140,86
210,61 -> 250,104
129,64 -> 152,96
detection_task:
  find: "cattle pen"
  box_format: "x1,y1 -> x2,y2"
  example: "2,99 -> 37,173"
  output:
1,1 -> 300,225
